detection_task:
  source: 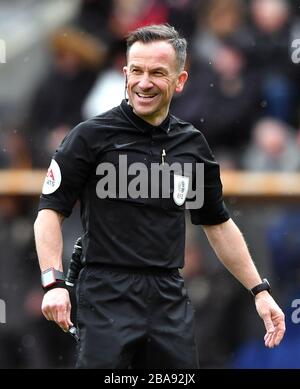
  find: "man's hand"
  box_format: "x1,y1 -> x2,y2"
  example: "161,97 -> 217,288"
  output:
41,288 -> 73,332
255,291 -> 285,348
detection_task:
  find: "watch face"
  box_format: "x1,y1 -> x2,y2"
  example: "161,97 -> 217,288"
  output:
41,268 -> 56,288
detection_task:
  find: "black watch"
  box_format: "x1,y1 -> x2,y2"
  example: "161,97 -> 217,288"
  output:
41,268 -> 65,289
250,278 -> 271,296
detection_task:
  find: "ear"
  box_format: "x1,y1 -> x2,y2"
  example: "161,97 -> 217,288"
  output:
175,70 -> 188,94
123,66 -> 128,77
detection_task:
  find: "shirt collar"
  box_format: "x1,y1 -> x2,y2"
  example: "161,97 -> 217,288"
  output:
120,99 -> 171,134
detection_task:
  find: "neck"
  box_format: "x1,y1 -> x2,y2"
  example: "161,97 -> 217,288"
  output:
127,101 -> 169,127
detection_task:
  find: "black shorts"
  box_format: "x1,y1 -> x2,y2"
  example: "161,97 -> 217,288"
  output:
75,265 -> 198,369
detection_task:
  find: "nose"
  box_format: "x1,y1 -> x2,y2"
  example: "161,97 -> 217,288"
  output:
138,73 -> 153,90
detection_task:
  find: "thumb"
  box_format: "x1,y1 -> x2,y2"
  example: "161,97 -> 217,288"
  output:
68,318 -> 74,327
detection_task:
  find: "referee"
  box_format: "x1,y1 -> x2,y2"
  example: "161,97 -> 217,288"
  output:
34,24 -> 285,369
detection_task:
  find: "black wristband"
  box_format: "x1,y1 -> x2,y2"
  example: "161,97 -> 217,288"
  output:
250,278 -> 271,297
43,280 -> 68,293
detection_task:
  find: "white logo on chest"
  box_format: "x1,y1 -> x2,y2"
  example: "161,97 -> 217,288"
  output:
173,174 -> 189,206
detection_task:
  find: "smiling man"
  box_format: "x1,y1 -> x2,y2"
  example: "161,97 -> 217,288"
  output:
34,24 -> 285,369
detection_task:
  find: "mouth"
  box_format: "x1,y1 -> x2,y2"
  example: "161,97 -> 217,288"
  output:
135,92 -> 157,102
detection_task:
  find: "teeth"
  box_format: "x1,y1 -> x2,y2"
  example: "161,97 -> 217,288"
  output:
137,93 -> 155,98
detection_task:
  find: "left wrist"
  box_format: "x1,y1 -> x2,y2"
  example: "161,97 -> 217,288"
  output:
254,290 -> 270,299
250,278 -> 271,297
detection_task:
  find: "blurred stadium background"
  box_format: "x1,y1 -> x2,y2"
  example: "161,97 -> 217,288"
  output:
1,0 -> 300,369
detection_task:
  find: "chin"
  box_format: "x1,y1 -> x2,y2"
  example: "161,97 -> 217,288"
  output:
133,104 -> 155,116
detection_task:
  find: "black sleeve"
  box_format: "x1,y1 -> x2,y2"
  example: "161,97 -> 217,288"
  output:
189,134 -> 230,225
38,122 -> 95,217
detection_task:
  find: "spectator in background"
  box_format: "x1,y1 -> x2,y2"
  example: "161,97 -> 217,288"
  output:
24,28 -> 105,167
192,0 -> 248,64
172,37 -> 260,165
82,41 -> 127,119
171,0 -> 262,164
0,131 -> 31,168
247,0 -> 300,124
166,0 -> 201,41
75,0 -> 113,44
108,0 -> 169,41
242,118 -> 300,171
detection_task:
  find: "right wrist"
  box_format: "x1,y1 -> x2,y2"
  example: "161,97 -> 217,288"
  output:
43,280 -> 68,293
41,267 -> 67,292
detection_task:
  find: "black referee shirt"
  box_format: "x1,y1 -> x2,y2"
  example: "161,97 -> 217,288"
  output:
39,100 -> 230,269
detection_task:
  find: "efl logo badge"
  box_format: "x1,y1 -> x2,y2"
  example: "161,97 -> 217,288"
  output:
173,174 -> 189,206
42,159 -> 62,194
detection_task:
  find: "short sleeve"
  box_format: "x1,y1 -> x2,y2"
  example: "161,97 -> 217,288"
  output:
38,122 -> 95,217
189,134 -> 230,225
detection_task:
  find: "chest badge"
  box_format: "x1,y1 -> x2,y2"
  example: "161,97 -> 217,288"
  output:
173,174 -> 189,206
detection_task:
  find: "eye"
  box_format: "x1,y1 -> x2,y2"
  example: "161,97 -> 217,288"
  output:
131,68 -> 142,75
153,71 -> 164,76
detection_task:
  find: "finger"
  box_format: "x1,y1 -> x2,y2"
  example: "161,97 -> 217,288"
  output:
45,310 -> 55,322
267,315 -> 286,347
42,307 -> 50,321
68,317 -> 74,327
273,325 -> 286,346
59,302 -> 73,331
264,332 -> 274,347
57,309 -> 69,332
52,307 -> 59,323
264,332 -> 270,343
265,332 -> 276,348
264,332 -> 271,342
267,328 -> 282,348
42,303 -> 54,322
66,303 -> 74,327
275,316 -> 286,344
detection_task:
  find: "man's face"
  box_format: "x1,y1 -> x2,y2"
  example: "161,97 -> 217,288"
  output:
123,41 -> 188,126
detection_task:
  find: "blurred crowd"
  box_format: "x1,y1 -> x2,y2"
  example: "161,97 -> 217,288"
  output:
1,0 -> 300,369
2,0 -> 300,171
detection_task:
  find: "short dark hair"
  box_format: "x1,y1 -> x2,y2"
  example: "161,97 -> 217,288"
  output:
126,24 -> 187,71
